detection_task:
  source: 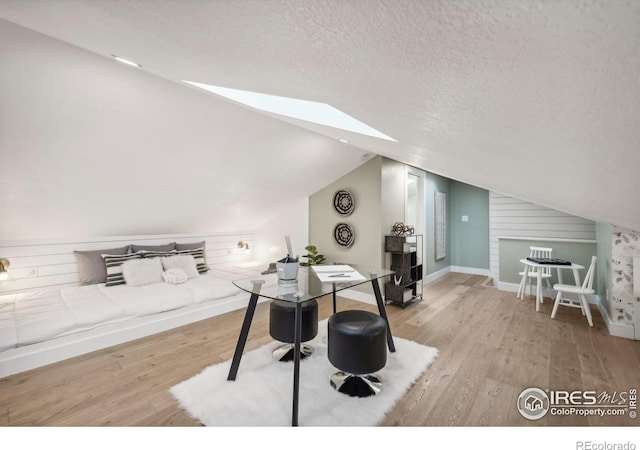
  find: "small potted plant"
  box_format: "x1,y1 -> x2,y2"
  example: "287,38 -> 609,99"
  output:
300,245 -> 326,267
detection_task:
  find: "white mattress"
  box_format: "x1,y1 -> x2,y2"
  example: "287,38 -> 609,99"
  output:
0,273 -> 242,352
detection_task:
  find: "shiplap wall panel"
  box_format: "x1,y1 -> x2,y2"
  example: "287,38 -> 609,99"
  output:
489,192 -> 596,282
0,232 -> 254,295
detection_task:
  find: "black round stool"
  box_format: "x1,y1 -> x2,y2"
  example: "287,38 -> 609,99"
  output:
327,310 -> 387,397
269,299 -> 318,362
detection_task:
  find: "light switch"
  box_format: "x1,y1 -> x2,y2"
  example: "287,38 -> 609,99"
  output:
462,215 -> 469,222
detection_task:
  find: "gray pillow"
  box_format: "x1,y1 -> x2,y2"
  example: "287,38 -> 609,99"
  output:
175,241 -> 205,251
74,245 -> 130,285
130,242 -> 176,252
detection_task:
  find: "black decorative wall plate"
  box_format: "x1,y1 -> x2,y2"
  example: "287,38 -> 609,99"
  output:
334,223 -> 355,247
333,190 -> 355,216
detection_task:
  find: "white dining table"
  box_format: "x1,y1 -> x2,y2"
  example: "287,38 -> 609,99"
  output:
519,259 -> 585,312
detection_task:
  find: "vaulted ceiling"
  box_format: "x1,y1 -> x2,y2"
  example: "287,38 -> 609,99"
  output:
1,0 -> 639,233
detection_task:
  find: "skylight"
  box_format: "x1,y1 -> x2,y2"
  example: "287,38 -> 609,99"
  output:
111,55 -> 141,68
184,81 -> 397,142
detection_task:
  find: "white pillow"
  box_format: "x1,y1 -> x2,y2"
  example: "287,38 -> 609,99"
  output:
161,255 -> 200,279
122,257 -> 164,287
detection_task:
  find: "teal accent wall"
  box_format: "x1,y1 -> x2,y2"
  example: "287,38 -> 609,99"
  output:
499,239 -> 598,290
450,181 -> 489,269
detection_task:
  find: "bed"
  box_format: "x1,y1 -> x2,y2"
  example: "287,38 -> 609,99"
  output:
0,239 -> 260,378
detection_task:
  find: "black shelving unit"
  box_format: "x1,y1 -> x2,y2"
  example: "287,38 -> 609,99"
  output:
384,234 -> 423,307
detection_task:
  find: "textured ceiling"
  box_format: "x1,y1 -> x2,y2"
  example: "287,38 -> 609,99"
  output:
1,0 -> 639,231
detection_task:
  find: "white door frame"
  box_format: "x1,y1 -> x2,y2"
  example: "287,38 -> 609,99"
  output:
406,166 -> 427,278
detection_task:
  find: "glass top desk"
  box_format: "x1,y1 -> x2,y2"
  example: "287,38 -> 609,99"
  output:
227,264 -> 396,426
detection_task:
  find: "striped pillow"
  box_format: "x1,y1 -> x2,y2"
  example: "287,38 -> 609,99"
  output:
102,252 -> 143,286
139,250 -> 177,259
176,247 -> 209,274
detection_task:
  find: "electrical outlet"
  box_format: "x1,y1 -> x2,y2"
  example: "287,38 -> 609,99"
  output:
26,267 -> 38,278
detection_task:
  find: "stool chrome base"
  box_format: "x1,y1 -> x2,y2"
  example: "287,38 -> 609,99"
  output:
330,371 -> 382,397
272,343 -> 314,362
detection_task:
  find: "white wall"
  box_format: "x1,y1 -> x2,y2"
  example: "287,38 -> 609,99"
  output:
254,197 -> 309,265
381,158 -> 408,247
309,156 -> 382,268
0,19 -> 364,242
489,191 -> 596,282
308,156 -> 411,298
0,231 -> 255,295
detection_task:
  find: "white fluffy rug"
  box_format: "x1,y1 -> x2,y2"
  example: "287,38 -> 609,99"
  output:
170,320 -> 438,426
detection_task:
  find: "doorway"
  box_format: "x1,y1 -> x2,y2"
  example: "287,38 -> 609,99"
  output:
406,166 -> 426,278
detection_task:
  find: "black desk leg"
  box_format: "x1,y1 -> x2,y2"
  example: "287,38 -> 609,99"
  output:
292,302 -> 302,426
227,291 -> 259,381
332,283 -> 337,314
371,278 -> 396,353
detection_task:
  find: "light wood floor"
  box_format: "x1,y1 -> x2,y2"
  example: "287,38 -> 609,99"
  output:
1,272 -> 639,426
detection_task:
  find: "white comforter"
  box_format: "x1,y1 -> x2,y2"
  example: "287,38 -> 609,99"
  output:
0,274 -> 241,352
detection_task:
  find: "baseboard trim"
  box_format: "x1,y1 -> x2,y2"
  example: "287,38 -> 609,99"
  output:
497,281 -> 517,293
424,267 -> 451,284
450,266 -> 491,277
597,300 -> 636,340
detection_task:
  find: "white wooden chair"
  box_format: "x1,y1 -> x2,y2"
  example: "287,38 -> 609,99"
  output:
517,246 -> 553,300
551,256 -> 597,326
